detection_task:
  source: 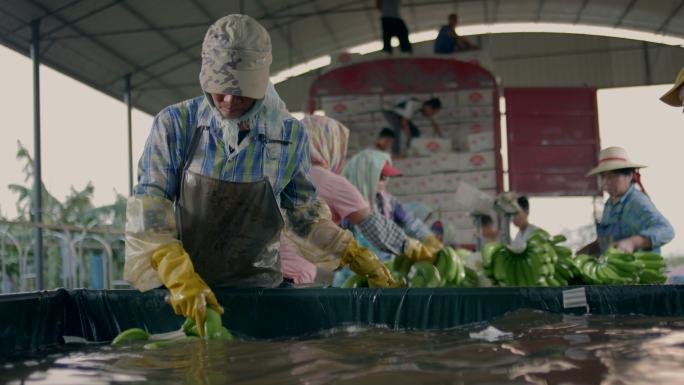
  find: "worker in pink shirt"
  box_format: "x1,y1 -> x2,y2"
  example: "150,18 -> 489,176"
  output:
280,115 -> 437,285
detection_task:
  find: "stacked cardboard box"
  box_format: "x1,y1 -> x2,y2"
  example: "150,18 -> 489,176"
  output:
318,87 -> 498,247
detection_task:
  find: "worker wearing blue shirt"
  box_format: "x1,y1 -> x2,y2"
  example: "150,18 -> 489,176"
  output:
579,147 -> 674,256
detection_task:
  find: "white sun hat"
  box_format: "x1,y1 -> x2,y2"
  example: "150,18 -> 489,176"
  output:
199,14 -> 272,99
586,146 -> 646,176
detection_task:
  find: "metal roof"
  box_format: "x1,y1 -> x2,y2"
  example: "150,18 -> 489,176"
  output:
1,0 -> 683,116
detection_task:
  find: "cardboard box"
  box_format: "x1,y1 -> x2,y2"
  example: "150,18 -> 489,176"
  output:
432,91 -> 459,109
409,138 -> 452,156
381,94 -> 431,110
423,193 -> 457,210
354,96 -> 382,114
387,176 -> 415,196
458,89 -> 494,106
430,153 -> 461,173
461,105 -> 494,120
321,97 -> 357,117
453,182 -> 495,213
453,227 -> 478,246
393,157 -> 432,176
441,211 -> 475,230
412,175 -> 436,194
467,131 -> 496,152
459,170 -> 497,190
431,172 -> 462,193
458,151 -> 496,171
461,120 -> 495,134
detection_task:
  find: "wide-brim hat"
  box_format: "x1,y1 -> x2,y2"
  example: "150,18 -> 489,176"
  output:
586,146 -> 646,176
660,65 -> 684,107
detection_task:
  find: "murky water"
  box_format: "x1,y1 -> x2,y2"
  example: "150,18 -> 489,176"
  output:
3,310 -> 684,385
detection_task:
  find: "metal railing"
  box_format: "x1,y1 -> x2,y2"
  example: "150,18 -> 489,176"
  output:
0,221 -> 128,293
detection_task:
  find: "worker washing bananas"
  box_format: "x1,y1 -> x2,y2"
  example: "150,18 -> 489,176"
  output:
579,147 -> 674,257
123,15 -> 400,333
333,149 -> 442,286
280,116 -> 442,285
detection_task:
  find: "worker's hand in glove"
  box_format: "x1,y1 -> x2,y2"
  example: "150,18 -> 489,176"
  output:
151,243 -> 224,337
422,234 -> 443,253
402,237 -> 436,263
341,240 -> 403,288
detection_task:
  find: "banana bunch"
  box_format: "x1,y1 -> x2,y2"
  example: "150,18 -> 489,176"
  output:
574,248 -> 666,285
407,261 -> 442,288
342,246 -> 478,288
482,230 -> 561,287
552,241 -> 582,286
434,247 -> 479,288
111,308 -> 232,348
634,251 -> 667,284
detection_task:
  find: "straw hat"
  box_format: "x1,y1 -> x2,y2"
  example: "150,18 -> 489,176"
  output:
586,147 -> 646,176
660,65 -> 684,107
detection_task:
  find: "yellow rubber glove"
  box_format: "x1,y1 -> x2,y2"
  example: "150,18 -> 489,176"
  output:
402,237 -> 436,263
150,243 -> 224,337
340,240 -> 403,288
422,234 -> 443,253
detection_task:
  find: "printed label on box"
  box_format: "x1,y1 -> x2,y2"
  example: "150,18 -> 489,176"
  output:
393,157 -> 432,176
430,153 -> 461,173
458,89 -> 494,106
458,151 -> 496,171
409,138 -> 453,156
431,173 -> 462,193
459,170 -> 497,189
467,132 -> 496,152
462,120 -> 495,133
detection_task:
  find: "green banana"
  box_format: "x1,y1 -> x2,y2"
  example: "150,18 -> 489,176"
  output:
482,242 -> 504,269
554,245 -> 572,259
341,274 -> 368,288
204,308 -> 232,340
450,247 -> 466,285
546,275 -> 561,286
634,251 -> 664,261
606,257 -> 644,273
392,254 -> 410,277
550,234 -> 567,245
111,328 -> 150,345
493,248 -> 509,282
435,248 -> 457,285
638,269 -> 667,284
640,260 -> 665,271
606,248 -> 636,262
455,248 -> 472,259
408,261 -> 442,288
143,336 -> 201,350
462,267 -> 479,287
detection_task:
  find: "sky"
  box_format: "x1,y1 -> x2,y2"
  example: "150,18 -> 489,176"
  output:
0,44 -> 682,255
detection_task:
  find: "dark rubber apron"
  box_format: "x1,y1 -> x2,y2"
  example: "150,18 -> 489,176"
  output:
176,126 -> 284,288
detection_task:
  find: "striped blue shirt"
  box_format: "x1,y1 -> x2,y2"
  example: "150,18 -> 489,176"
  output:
133,96 -> 315,210
598,184 -> 674,254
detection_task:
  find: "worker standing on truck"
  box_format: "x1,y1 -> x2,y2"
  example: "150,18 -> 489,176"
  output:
124,15 -> 400,334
